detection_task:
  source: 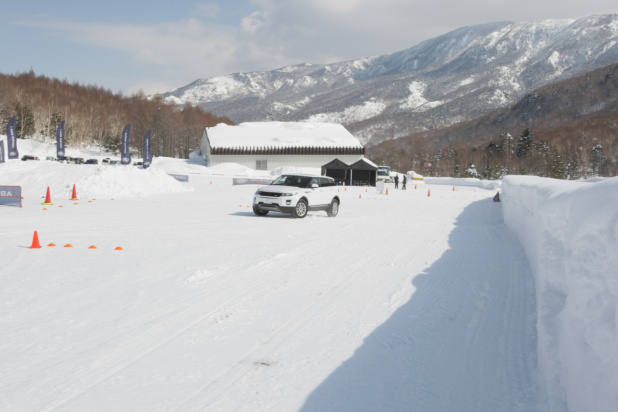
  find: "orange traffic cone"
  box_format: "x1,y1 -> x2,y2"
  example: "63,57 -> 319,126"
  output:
428,189 -> 431,197
386,187 -> 389,195
70,184 -> 78,200
114,246 -> 124,250
42,187 -> 53,205
30,231 -> 42,249
359,194 -> 362,199
415,184 -> 417,190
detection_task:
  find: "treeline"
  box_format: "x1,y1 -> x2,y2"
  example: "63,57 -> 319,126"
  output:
368,64 -> 618,179
0,70 -> 233,158
370,126 -> 616,179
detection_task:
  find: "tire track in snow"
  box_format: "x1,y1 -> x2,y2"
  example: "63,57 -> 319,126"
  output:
174,233 -> 388,411
33,245 -> 341,411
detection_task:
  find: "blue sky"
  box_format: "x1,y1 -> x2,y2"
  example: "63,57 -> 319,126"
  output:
2,0 -> 617,95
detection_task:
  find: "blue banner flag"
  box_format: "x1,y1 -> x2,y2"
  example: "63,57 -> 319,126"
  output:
143,130 -> 152,169
56,120 -> 65,160
121,124 -> 131,165
7,116 -> 18,159
0,140 -> 5,163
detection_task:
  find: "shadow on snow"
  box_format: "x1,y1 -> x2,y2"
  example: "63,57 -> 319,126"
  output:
300,199 -> 545,412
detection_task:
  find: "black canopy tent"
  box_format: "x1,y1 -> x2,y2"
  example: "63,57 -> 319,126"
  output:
321,158 -> 349,184
349,158 -> 377,186
321,158 -> 377,186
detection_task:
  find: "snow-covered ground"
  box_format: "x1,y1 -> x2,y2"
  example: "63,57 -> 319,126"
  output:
1,139 -> 616,411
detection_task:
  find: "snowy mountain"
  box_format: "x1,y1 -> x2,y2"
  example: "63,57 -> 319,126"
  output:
161,14 -> 618,145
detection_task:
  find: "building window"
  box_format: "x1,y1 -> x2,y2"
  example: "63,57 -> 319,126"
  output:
256,160 -> 267,170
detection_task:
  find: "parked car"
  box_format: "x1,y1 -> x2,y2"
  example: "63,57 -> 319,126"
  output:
252,174 -> 340,218
21,155 -> 40,161
84,159 -> 98,164
45,156 -> 58,161
133,161 -> 143,166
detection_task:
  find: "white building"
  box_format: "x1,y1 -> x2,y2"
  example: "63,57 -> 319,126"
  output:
200,122 -> 365,170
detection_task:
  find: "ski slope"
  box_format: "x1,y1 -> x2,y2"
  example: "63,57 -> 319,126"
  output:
1,139 -> 616,411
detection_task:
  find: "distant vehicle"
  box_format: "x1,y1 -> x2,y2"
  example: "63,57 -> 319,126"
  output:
377,166 -> 392,183
74,157 -> 84,164
21,155 -> 39,161
406,171 -> 424,183
84,159 -> 98,165
133,161 -> 143,166
102,158 -> 111,164
253,174 -> 340,218
45,156 -> 58,161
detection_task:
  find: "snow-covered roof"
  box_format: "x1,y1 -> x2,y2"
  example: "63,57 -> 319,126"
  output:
205,122 -> 363,149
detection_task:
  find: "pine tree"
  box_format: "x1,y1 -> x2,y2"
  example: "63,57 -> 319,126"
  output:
591,145 -> 605,176
516,129 -> 534,158
547,146 -> 565,179
566,150 -> 582,180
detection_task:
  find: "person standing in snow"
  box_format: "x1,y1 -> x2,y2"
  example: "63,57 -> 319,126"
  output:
402,175 -> 407,190
394,174 -> 399,189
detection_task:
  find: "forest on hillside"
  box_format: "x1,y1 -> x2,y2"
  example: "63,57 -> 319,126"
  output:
0,71 -> 233,159
367,64 -> 618,179
2,68 -> 616,179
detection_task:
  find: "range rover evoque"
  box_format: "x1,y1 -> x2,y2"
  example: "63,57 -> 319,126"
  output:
253,174 -> 340,218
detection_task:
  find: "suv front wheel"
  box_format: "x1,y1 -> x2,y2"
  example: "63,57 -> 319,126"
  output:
293,199 -> 308,218
253,205 -> 268,216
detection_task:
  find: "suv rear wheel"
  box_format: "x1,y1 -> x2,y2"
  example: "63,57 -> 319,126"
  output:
327,198 -> 339,217
293,199 -> 308,218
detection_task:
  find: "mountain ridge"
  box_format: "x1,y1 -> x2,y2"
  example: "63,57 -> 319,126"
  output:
161,14 -> 618,146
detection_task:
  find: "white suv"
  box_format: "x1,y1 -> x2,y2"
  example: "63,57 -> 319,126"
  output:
253,174 -> 340,218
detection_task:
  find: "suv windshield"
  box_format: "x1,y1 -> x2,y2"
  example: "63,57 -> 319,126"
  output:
271,175 -> 312,188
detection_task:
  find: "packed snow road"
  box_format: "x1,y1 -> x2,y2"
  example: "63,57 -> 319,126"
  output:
0,168 -> 546,411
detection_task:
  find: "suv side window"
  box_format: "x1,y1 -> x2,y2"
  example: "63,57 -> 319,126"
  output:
310,177 -> 320,187
319,177 -> 333,187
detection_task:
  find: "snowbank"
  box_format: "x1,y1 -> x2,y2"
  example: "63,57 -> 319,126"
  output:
502,176 -> 618,412
0,139 -> 191,199
425,176 -> 502,190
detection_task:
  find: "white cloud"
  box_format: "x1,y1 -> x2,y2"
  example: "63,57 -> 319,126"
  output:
240,10 -> 269,35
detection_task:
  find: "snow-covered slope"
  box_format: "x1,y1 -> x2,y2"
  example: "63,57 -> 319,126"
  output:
2,138 -> 616,411
161,14 -> 618,145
